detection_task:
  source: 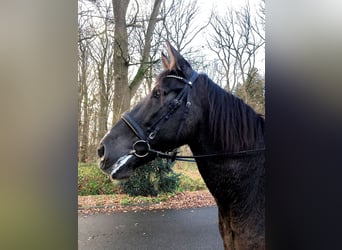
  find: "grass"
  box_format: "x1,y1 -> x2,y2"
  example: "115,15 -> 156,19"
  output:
78,163 -> 122,195
173,161 -> 207,191
78,161 -> 207,196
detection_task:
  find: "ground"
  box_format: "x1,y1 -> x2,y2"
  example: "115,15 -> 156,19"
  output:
79,158 -> 216,215
78,190 -> 216,215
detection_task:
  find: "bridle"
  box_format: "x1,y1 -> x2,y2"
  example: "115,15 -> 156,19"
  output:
121,71 -> 264,162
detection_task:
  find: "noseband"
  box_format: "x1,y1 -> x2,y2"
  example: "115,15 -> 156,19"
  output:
121,71 -> 264,161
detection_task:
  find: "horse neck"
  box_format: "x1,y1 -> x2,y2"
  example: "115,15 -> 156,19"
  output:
187,77 -> 265,246
189,105 -> 265,217
190,140 -> 264,215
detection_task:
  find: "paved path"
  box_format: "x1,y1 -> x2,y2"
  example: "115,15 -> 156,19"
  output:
78,206 -> 223,250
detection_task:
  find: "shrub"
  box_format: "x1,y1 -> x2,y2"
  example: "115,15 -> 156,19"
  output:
120,158 -> 180,196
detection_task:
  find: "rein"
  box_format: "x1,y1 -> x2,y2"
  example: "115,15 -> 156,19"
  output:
148,148 -> 265,163
121,71 -> 265,163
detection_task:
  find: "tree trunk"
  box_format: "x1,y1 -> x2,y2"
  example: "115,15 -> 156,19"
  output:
78,69 -> 82,162
111,0 -> 162,125
79,47 -> 89,162
97,61 -> 109,142
80,80 -> 89,162
129,0 -> 163,97
112,0 -> 130,125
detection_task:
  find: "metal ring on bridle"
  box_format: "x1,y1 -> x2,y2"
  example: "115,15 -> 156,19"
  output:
132,140 -> 150,158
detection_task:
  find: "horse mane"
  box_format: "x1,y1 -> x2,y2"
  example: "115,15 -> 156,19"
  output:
197,74 -> 264,152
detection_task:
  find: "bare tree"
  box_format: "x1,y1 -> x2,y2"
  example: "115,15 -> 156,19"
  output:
88,1 -> 115,141
111,0 -> 163,124
207,1 -> 265,92
78,40 -> 90,162
161,0 -> 208,51
78,0 -> 165,161
78,1 -> 95,162
254,0 -> 265,42
158,0 -> 212,69
78,0 -> 115,161
128,0 -> 212,104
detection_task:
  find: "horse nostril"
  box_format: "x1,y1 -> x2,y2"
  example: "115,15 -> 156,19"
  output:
98,144 -> 105,158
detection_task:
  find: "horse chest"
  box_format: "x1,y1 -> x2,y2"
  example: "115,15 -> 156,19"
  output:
196,161 -> 249,202
196,161 -> 264,250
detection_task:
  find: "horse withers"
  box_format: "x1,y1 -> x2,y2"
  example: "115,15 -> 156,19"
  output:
98,42 -> 265,250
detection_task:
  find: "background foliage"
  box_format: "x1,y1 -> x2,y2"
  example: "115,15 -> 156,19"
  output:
78,163 -> 120,195
120,158 -> 179,196
78,160 -> 206,196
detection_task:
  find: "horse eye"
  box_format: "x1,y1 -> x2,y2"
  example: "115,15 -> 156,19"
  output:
153,90 -> 161,98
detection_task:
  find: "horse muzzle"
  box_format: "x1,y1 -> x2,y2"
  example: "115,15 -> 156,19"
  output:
109,154 -> 134,179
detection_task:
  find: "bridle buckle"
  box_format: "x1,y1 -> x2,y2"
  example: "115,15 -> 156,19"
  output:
148,131 -> 157,140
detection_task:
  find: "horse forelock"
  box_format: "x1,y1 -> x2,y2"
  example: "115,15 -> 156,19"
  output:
155,69 -> 177,87
156,70 -> 170,86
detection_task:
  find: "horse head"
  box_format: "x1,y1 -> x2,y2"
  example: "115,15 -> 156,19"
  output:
97,42 -> 203,179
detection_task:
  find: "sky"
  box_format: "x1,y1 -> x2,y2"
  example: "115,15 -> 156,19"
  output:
80,0 -> 265,74
196,0 -> 263,17
192,0 -> 265,74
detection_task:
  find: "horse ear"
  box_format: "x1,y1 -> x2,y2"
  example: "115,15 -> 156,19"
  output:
166,41 -> 178,71
161,52 -> 170,70
166,41 -> 193,78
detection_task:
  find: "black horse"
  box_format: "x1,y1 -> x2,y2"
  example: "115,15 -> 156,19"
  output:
98,42 -> 265,250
